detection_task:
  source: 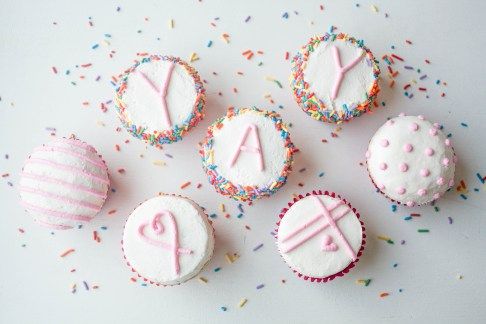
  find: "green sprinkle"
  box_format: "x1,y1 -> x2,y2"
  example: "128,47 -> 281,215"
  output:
214,267 -> 221,272
418,229 -> 429,233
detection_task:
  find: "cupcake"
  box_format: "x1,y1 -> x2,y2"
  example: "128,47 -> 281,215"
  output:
290,33 -> 380,123
276,190 -> 365,282
122,194 -> 215,286
366,114 -> 457,207
19,138 -> 110,230
199,107 -> 295,202
115,55 -> 206,146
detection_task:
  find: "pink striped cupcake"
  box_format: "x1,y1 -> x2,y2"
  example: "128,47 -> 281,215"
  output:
276,190 -> 366,282
19,138 -> 110,230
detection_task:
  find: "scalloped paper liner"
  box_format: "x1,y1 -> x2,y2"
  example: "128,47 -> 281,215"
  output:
275,190 -> 366,283
121,193 -> 215,287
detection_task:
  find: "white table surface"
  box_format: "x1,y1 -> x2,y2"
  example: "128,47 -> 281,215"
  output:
1,0 -> 485,323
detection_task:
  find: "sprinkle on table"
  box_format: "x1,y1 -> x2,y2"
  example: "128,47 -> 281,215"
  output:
356,279 -> 372,286
198,276 -> 208,283
189,52 -> 199,62
256,284 -> 265,289
377,235 -> 394,244
238,298 -> 248,308
253,243 -> 263,252
60,248 -> 75,258
380,292 -> 390,298
180,181 -> 191,189
418,229 -> 430,233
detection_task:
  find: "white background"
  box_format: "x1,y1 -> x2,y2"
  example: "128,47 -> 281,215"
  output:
1,0 -> 485,323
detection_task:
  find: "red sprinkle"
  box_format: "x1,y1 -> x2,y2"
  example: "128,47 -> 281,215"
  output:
391,54 -> 404,61
117,168 -> 125,174
52,66 -> 58,74
285,52 -> 289,60
418,87 -> 427,91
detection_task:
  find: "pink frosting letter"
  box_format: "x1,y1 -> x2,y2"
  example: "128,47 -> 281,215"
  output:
330,46 -> 364,100
137,62 -> 175,128
228,123 -> 264,171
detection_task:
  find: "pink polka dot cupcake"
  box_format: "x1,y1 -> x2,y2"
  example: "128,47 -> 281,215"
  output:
276,190 -> 366,283
366,114 -> 457,207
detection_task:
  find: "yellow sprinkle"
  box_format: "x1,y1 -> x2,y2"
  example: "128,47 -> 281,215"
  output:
377,235 -> 391,241
102,39 -> 111,46
225,252 -> 240,264
153,160 -> 166,166
371,4 -> 378,12
265,76 -> 275,81
219,203 -> 225,213
198,276 -> 208,283
189,52 -> 199,63
238,298 -> 248,308
208,150 -> 214,164
169,19 -> 174,29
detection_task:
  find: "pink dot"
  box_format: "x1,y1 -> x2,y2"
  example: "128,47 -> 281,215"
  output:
418,115 -> 425,120
396,187 -> 406,195
379,162 -> 388,170
445,139 -> 451,147
425,148 -> 435,156
380,139 -> 389,147
365,150 -> 371,158
443,158 -> 450,166
429,128 -> 438,136
378,183 -> 385,190
437,177 -> 445,185
403,143 -> 413,152
433,193 -> 440,200
420,169 -> 430,177
417,189 -> 427,196
449,179 -> 454,187
399,163 -> 409,172
406,201 -> 415,207
409,122 -> 419,131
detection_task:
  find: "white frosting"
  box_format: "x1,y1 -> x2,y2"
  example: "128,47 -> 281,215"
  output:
210,111 -> 287,187
277,194 -> 363,278
122,59 -> 197,133
304,39 -> 375,111
122,195 -> 214,286
19,138 -> 109,229
367,115 -> 456,205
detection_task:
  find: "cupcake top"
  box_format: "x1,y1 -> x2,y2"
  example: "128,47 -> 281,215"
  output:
200,107 -> 295,202
366,115 -> 456,206
122,195 -> 214,286
291,33 -> 380,123
115,55 -> 205,146
277,192 -> 364,280
19,138 -> 109,230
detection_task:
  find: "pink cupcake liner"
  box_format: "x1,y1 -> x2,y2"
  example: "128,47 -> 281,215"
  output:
275,189 -> 366,283
121,193 -> 215,287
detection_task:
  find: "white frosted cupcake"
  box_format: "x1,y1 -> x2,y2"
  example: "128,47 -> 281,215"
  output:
19,138 -> 110,230
290,33 -> 380,123
122,194 -> 215,286
115,55 -> 205,146
276,190 -> 365,283
366,114 -> 457,206
199,107 -> 295,202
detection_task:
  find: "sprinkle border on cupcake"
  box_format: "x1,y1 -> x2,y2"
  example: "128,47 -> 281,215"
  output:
115,55 -> 206,146
199,107 -> 296,202
290,33 -> 381,124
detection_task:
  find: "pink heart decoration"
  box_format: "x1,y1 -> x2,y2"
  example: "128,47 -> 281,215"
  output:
321,234 -> 338,252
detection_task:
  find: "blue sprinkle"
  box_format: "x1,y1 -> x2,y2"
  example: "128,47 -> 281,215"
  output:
404,216 -> 412,221
318,172 -> 325,177
391,205 -> 397,212
221,306 -> 227,311
253,243 -> 263,252
207,40 -> 213,47
282,12 -> 289,19
460,122 -> 468,127
214,267 -> 221,272
209,213 -> 217,218
91,44 -> 99,49
256,284 -> 265,289
460,194 -> 467,200
237,213 -> 243,218
100,226 -> 108,230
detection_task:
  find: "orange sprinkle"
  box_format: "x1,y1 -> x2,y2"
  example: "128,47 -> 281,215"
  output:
108,209 -> 117,215
380,292 -> 390,298
60,248 -> 75,258
180,181 -> 191,189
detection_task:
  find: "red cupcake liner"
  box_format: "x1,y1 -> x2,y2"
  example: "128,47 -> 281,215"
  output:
275,190 -> 366,283
121,193 -> 215,287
